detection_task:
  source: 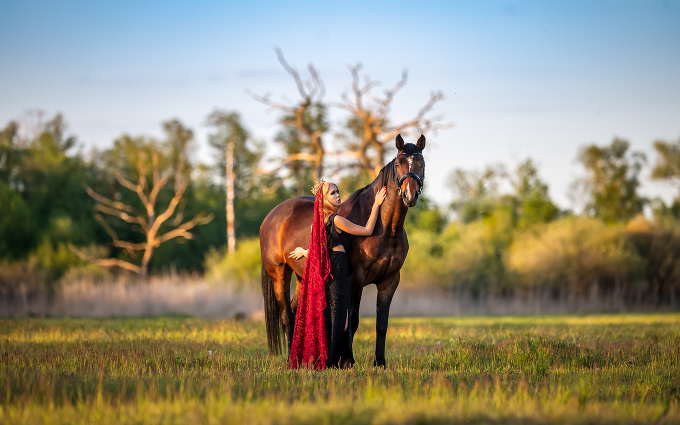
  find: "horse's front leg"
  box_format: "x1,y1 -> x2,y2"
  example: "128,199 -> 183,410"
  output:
374,272 -> 400,367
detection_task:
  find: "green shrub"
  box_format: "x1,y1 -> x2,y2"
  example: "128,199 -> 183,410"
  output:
507,217 -> 643,294
400,229 -> 445,286
204,238 -> 261,288
60,263 -> 112,285
402,209 -> 512,291
0,185 -> 35,260
30,238 -> 83,281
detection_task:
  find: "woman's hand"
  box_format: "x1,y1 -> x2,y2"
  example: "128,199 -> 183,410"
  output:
374,186 -> 387,207
335,186 -> 388,236
288,247 -> 308,260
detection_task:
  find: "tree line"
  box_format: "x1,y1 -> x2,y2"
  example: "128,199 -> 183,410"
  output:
0,52 -> 446,286
1,52 -> 679,305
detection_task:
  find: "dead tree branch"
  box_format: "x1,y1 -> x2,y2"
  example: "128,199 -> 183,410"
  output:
334,64 -> 452,178
73,147 -> 213,278
249,48 -> 328,189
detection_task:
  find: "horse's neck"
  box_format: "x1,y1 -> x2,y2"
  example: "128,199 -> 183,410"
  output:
344,179 -> 408,236
382,184 -> 408,235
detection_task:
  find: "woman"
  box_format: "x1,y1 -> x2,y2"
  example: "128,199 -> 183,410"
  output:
288,180 -> 386,369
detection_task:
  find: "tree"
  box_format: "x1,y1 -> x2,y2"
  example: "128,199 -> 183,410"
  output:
72,122 -> 213,278
163,118 -> 195,182
335,64 -> 450,179
250,48 -> 329,193
0,121 -> 30,259
448,165 -> 505,223
448,159 -> 559,227
651,137 -> 680,197
508,159 -> 560,228
577,138 -> 646,222
206,110 -> 262,254
0,121 -> 21,186
0,113 -> 105,265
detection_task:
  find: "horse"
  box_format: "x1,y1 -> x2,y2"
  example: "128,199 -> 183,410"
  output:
259,134 -> 426,367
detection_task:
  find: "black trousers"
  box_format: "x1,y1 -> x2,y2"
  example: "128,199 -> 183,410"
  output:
324,250 -> 352,368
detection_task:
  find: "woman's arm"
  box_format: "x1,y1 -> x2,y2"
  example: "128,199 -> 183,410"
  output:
334,187 -> 387,237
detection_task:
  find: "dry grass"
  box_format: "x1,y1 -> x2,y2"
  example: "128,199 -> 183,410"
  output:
1,314 -> 679,424
0,276 -> 262,319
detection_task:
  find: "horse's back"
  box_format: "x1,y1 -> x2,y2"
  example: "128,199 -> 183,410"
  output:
260,196 -> 315,268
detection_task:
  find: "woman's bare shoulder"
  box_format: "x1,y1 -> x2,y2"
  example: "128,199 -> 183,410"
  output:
333,214 -> 345,232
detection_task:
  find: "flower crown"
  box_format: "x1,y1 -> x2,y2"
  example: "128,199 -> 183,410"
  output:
311,178 -> 326,195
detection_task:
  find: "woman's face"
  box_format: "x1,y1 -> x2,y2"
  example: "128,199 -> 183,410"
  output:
326,184 -> 341,207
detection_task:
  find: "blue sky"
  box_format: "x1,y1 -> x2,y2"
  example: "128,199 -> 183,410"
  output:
1,0 -> 679,209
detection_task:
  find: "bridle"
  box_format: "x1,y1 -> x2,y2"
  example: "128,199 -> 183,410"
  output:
394,152 -> 424,196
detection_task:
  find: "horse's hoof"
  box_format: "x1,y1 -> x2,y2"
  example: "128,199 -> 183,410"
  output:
340,358 -> 354,369
373,359 -> 387,368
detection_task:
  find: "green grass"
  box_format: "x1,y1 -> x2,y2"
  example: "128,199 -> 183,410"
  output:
1,314 -> 679,424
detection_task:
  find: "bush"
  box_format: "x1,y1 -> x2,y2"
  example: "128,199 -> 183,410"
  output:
30,239 -> 83,281
402,209 -> 512,291
439,219 -> 508,291
60,263 -> 112,285
204,238 -> 261,288
507,217 -> 643,296
625,215 -> 680,304
400,229 -> 445,286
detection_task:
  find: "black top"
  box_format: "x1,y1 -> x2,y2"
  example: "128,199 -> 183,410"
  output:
325,214 -> 352,251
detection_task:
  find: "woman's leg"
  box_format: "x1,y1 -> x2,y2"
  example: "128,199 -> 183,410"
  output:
325,252 -> 350,368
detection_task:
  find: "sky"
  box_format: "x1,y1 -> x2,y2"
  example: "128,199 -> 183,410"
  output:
1,0 -> 679,210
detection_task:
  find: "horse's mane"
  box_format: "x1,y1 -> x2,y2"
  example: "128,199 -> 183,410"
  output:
342,143 -> 421,206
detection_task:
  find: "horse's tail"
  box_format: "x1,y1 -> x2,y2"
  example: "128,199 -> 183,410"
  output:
261,262 -> 283,355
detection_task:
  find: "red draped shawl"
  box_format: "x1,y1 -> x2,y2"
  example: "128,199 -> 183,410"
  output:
288,188 -> 332,369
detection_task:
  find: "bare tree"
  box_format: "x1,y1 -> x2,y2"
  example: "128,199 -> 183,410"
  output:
72,146 -> 213,278
335,64 -> 451,178
207,110 -> 261,255
249,48 -> 328,192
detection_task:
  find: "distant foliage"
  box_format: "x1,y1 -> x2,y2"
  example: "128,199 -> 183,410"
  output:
507,217 -> 642,295
402,207 -> 512,293
204,238 -> 262,289
1,105 -> 679,306
651,136 -> 680,186
576,138 -> 646,222
0,113 -> 284,283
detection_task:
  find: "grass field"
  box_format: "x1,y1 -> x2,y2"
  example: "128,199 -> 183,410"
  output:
1,314 -> 679,424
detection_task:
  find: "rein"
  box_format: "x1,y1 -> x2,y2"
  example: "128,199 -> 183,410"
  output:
394,152 -> 424,195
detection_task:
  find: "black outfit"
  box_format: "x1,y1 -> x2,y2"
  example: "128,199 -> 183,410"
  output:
324,214 -> 353,368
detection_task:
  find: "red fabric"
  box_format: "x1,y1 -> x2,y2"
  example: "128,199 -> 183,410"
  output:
289,189 -> 332,369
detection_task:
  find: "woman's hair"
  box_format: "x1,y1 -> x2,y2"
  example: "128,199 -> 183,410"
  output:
321,182 -> 339,223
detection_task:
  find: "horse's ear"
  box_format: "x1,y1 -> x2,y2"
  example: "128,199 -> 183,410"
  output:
396,134 -> 405,151
417,134 -> 426,151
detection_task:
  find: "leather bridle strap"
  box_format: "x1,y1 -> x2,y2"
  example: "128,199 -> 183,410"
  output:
394,152 -> 424,195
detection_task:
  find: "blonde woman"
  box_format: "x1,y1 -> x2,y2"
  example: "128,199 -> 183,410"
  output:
288,180 -> 386,368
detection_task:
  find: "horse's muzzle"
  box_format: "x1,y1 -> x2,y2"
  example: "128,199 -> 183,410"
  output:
401,183 -> 420,207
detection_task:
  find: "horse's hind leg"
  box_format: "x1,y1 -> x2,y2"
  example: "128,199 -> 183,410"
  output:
271,264 -> 295,353
290,273 -> 302,315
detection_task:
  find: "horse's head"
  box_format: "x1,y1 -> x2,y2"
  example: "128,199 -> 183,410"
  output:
394,134 -> 426,207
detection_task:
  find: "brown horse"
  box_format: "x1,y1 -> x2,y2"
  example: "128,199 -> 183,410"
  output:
260,134 -> 426,366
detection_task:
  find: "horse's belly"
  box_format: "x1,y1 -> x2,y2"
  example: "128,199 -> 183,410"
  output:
356,235 -> 407,285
